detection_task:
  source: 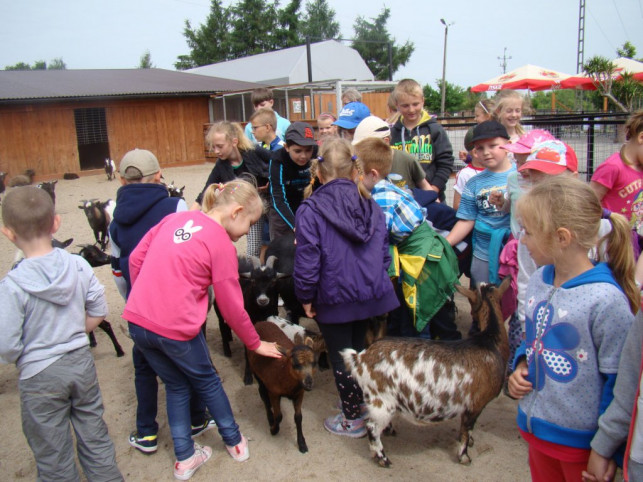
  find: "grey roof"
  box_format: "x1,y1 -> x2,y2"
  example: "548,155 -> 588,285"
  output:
188,40 -> 374,85
0,68 -> 261,102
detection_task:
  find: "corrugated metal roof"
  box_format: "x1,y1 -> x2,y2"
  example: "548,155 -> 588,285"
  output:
0,68 -> 261,101
187,40 -> 374,85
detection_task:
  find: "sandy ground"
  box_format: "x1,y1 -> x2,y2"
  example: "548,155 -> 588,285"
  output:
0,165 -> 530,481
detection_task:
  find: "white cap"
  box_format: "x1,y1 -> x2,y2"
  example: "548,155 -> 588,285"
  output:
352,116 -> 391,145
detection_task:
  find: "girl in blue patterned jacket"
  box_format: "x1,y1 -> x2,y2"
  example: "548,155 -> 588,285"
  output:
508,176 -> 639,482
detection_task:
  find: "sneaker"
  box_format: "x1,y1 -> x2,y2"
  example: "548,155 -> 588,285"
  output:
226,434 -> 249,462
324,413 -> 367,438
128,431 -> 158,454
174,443 -> 212,480
191,417 -> 216,438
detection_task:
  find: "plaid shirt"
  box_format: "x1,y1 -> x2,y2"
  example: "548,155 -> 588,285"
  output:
371,179 -> 426,245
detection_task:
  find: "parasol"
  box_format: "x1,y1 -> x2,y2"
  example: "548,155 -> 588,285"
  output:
470,64 -> 573,93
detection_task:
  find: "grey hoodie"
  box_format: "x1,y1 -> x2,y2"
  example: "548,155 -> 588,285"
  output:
0,248 -> 107,379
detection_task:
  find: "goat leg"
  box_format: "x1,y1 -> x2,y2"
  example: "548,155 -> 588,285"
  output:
243,349 -> 253,385
457,411 -> 481,465
98,320 -> 125,357
268,393 -> 283,436
366,410 -> 392,468
257,380 -> 275,428
292,392 -> 308,453
214,304 -> 233,357
88,331 -> 97,348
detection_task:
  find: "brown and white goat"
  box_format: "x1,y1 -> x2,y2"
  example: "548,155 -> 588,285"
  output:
247,321 -> 316,454
341,277 -> 511,467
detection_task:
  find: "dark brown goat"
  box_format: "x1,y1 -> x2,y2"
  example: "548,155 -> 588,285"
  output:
247,321 -> 316,453
342,277 -> 511,467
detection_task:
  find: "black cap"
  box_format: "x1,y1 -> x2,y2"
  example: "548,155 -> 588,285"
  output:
471,120 -> 510,143
285,122 -> 317,146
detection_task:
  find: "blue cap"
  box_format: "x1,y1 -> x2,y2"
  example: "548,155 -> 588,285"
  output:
334,102 -> 371,129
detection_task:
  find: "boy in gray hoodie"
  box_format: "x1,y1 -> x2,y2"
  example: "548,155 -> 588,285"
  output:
0,186 -> 122,482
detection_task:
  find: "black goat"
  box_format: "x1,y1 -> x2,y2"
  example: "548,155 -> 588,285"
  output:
37,180 -> 57,205
78,199 -> 114,250
215,255 -> 285,384
77,244 -> 112,268
88,321 -> 125,357
165,181 -> 185,199
105,158 -> 116,181
265,233 -> 305,323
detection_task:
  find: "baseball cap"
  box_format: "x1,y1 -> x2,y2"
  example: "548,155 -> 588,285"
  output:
285,122 -> 317,146
119,149 -> 160,180
518,140 -> 578,175
464,127 -> 475,151
352,116 -> 391,145
471,120 -> 510,143
334,102 -> 371,129
502,129 -> 555,154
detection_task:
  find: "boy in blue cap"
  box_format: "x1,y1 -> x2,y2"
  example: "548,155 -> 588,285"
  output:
333,101 -> 371,142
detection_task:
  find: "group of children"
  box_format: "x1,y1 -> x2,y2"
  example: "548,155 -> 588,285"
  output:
1,75 -> 643,481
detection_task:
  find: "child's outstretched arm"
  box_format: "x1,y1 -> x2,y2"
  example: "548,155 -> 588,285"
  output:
445,219 -> 474,246
508,359 -> 532,399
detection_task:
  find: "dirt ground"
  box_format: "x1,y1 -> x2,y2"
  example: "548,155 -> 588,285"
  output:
0,164 -> 530,481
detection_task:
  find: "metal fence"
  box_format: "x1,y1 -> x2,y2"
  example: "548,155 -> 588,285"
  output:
441,112 -> 630,205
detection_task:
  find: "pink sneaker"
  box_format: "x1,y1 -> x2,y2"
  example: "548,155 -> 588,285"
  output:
174,443 -> 212,480
226,434 -> 249,462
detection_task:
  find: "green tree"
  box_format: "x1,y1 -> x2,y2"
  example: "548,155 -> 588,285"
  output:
423,80 -> 467,114
175,0 -> 232,69
48,58 -> 67,70
4,58 -> 66,70
301,0 -> 340,41
583,56 -> 628,112
228,0 -> 279,57
616,41 -> 637,59
351,7 -> 414,80
275,0 -> 304,48
138,50 -> 155,69
4,61 -> 34,70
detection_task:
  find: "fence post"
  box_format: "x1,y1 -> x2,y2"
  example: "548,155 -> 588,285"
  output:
586,119 -> 595,182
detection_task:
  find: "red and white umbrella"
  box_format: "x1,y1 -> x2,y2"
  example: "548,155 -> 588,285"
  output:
470,64 -> 573,92
561,57 -> 643,90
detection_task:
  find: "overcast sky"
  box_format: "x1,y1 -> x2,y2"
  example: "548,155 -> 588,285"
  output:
0,0 -> 641,89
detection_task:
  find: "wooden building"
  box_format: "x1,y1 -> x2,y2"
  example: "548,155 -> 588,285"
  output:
0,69 -> 259,179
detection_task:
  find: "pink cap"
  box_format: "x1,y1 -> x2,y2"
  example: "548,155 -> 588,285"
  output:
502,129 -> 555,154
518,140 -> 578,175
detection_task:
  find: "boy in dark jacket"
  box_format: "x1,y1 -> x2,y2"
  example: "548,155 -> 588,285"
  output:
268,122 -> 318,239
109,149 -> 214,454
390,78 -> 455,202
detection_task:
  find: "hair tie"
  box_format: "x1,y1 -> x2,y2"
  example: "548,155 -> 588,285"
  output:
317,156 -> 324,162
351,155 -> 357,162
214,183 -> 225,197
601,208 -> 612,219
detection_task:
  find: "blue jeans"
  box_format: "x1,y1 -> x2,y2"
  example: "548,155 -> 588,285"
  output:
128,324 -> 241,460
132,342 -> 208,437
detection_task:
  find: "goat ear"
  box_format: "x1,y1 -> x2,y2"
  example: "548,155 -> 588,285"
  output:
304,336 -> 314,349
276,272 -> 291,279
276,344 -> 289,357
496,276 -> 512,297
455,283 -> 477,304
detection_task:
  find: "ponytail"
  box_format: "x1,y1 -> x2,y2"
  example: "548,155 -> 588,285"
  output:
202,179 -> 264,215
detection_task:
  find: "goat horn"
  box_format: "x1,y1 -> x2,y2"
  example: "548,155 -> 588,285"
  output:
249,256 -> 261,270
265,255 -> 278,269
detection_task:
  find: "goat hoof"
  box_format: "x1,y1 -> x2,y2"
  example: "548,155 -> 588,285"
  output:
375,455 -> 391,468
458,453 -> 472,465
298,443 -> 308,454
270,426 -> 280,436
116,350 -> 125,357
243,377 -> 253,386
383,424 -> 396,436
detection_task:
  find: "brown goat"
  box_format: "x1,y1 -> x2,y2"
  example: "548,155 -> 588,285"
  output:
341,277 -> 511,467
247,321 -> 317,453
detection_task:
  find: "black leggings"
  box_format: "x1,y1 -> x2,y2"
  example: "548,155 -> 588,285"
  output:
318,320 -> 368,420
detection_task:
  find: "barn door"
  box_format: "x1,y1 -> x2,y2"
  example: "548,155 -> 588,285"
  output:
74,107 -> 110,170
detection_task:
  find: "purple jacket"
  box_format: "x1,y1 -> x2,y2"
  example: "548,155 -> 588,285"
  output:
294,179 -> 399,324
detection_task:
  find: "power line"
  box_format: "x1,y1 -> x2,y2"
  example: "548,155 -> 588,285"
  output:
611,0 -> 630,39
587,6 -> 616,52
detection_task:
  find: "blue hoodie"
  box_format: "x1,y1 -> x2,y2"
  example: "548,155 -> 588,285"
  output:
293,179 -> 399,324
513,262 -> 634,449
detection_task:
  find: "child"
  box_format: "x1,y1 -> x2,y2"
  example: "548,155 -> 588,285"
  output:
316,112 -> 337,144
590,110 -> 643,257
454,99 -> 496,210
193,121 -> 272,258
582,311 -> 643,482
355,137 -> 460,340
244,87 -> 291,143
268,122 -> 317,239
332,101 -> 371,142
446,120 -> 515,286
341,87 -> 362,105
352,115 -> 432,191
249,107 -> 285,152
123,179 -> 282,480
0,187 -> 122,481
109,149 -> 214,455
493,89 -> 528,143
508,176 -> 638,482
294,138 -> 399,437
389,79 -> 455,201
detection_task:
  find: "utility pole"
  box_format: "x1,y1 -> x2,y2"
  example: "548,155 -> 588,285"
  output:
497,47 -> 512,74
440,19 -> 453,117
576,0 -> 585,74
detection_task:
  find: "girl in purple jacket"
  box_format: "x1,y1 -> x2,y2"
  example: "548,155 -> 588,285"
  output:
293,138 -> 399,438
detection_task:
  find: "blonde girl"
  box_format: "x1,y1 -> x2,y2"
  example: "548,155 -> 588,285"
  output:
193,121 -> 272,258
508,176 -> 637,482
493,90 -> 528,142
124,179 -> 281,479
294,138 -> 398,438
591,110 -> 643,257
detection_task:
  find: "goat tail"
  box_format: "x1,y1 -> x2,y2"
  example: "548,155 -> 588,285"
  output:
340,348 -> 359,375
